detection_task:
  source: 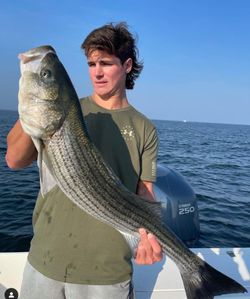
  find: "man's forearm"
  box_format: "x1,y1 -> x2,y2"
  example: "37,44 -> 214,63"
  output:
136,180 -> 156,201
5,120 -> 37,169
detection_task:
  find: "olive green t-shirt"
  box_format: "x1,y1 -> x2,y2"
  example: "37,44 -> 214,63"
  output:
28,96 -> 158,284
81,96 -> 158,192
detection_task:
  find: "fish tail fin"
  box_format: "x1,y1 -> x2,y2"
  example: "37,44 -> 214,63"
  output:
180,259 -> 247,299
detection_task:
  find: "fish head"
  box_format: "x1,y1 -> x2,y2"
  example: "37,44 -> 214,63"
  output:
18,45 -> 75,140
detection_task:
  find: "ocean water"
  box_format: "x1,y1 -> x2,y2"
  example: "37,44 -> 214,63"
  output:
0,109 -> 250,251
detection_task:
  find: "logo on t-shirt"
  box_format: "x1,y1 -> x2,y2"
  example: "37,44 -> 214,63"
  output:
152,161 -> 157,178
120,125 -> 135,141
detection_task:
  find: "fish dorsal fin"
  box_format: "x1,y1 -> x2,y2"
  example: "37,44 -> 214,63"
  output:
135,195 -> 163,221
148,199 -> 163,219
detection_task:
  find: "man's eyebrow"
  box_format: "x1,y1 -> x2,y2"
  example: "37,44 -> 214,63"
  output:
87,58 -> 113,64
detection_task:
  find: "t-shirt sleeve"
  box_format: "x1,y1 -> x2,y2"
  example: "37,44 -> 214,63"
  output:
140,126 -> 158,182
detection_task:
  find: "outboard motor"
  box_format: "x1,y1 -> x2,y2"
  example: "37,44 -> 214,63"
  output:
154,164 -> 200,245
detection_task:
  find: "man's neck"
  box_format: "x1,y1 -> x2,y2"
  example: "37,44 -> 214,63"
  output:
92,93 -> 130,110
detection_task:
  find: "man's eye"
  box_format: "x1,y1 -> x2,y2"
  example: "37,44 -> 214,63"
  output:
101,61 -> 112,66
41,69 -> 51,78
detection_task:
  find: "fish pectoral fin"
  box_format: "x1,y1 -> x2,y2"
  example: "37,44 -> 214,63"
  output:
119,230 -> 140,258
31,137 -> 57,197
40,159 -> 58,196
31,138 -> 45,197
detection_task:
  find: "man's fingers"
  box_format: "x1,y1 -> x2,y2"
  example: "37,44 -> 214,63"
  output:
135,244 -> 146,264
136,229 -> 154,264
148,233 -> 163,261
139,228 -> 154,256
136,244 -> 154,264
135,229 -> 163,264
138,228 -> 148,243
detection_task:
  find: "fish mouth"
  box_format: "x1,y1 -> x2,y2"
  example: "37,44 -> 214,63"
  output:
18,53 -> 43,64
18,45 -> 56,63
18,45 -> 56,75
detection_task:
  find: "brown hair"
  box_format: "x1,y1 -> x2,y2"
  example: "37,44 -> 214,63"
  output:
81,22 -> 143,89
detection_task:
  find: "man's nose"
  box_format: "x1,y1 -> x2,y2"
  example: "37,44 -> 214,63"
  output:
95,65 -> 103,77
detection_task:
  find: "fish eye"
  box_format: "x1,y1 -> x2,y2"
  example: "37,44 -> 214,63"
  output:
40,69 -> 52,79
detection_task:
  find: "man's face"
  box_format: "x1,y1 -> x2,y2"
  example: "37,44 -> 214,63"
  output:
87,50 -> 131,100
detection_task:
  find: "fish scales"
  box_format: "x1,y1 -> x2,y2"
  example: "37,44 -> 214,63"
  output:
51,141 -> 129,226
53,130 -> 194,271
51,119 -> 159,223
17,45 -> 247,299
48,120 -> 163,233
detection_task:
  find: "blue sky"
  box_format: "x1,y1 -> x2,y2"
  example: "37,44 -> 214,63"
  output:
0,0 -> 249,125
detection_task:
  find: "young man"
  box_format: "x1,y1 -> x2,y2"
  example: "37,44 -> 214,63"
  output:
6,23 -> 162,298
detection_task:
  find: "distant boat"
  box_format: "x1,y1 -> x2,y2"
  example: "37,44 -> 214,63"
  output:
183,120 -> 187,123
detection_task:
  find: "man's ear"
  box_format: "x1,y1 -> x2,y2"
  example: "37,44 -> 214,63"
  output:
124,58 -> 133,73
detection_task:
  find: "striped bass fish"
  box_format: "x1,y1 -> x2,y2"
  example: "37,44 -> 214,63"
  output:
18,45 -> 247,299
